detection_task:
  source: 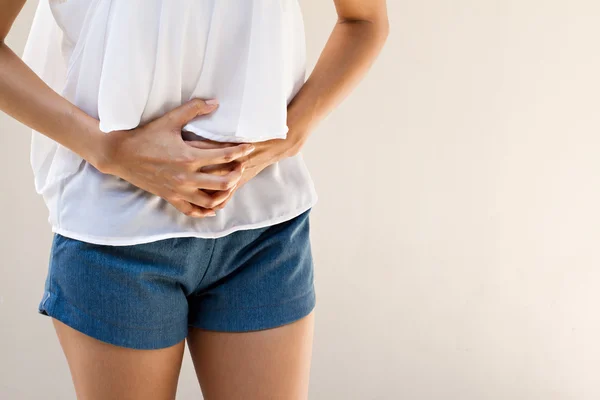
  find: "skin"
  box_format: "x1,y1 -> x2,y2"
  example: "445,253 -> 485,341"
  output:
2,0 -> 388,398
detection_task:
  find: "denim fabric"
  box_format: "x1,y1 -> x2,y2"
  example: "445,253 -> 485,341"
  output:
37,209 -> 315,350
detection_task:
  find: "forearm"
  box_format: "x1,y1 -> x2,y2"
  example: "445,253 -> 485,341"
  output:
284,18 -> 389,156
0,42 -> 109,170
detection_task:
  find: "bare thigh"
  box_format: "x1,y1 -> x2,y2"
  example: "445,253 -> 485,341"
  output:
52,318 -> 185,400
186,310 -> 315,400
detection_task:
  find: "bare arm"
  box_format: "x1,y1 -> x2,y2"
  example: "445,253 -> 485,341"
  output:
0,0 -> 110,169
284,0 -> 390,155
205,0 -> 390,209
0,0 -> 253,218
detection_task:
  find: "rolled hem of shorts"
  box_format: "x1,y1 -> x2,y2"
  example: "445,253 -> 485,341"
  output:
187,289 -> 316,332
37,291 -> 188,350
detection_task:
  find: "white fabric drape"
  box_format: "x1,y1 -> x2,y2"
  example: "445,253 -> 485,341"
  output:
24,0 -> 303,194
21,0 -> 318,245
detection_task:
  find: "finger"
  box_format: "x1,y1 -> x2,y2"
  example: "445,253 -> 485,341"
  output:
184,186 -> 235,211
211,172 -> 245,210
184,140 -> 239,150
213,172 -> 248,210
200,160 -> 244,175
191,143 -> 255,167
163,98 -> 219,129
173,185 -> 231,209
212,185 -> 236,210
184,137 -> 238,149
169,198 -> 216,218
183,140 -> 228,149
190,166 -> 243,191
201,163 -> 244,196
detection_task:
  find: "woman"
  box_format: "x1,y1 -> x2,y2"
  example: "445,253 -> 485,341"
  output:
1,0 -> 388,398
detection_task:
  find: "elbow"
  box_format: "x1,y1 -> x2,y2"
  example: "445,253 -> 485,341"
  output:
374,14 -> 390,43
368,18 -> 390,47
0,30 -> 8,47
377,19 -> 390,44
338,16 -> 390,43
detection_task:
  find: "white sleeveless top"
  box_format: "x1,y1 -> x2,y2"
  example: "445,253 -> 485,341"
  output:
22,0 -> 318,246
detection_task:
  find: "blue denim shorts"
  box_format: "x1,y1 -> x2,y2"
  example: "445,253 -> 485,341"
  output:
37,209 -> 315,350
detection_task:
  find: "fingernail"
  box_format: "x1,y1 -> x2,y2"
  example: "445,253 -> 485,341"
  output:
206,99 -> 219,105
208,211 -> 217,217
246,144 -> 255,153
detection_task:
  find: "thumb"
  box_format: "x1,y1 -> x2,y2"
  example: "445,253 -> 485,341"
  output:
164,98 -> 219,129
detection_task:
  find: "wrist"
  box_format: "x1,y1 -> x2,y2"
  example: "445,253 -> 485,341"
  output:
284,96 -> 317,158
93,129 -> 128,175
53,109 -> 104,173
92,134 -> 116,175
62,109 -> 113,174
281,126 -> 310,158
82,122 -> 123,175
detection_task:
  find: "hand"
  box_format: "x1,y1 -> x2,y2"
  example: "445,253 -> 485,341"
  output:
99,98 -> 256,218
188,137 -> 293,212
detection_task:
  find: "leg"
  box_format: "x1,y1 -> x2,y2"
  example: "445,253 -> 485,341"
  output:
52,318 -> 185,400
186,310 -> 315,400
37,233 -> 212,397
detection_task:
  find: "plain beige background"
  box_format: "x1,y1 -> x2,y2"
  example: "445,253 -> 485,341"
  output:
2,1 -> 600,399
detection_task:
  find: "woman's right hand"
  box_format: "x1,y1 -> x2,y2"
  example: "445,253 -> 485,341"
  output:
98,98 -> 255,218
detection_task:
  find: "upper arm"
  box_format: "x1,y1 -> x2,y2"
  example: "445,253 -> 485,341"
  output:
332,0 -> 389,25
0,0 -> 27,42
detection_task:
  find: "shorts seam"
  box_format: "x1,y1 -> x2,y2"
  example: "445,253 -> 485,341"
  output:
196,239 -> 217,290
45,235 -> 59,309
43,291 -> 187,331
188,288 -> 316,332
197,286 -> 315,312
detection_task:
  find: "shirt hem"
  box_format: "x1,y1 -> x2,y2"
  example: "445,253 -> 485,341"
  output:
181,124 -> 288,143
50,197 -> 318,246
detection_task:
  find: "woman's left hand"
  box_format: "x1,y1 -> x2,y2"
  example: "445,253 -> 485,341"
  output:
185,136 -> 295,211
